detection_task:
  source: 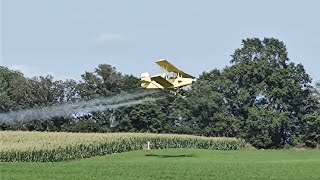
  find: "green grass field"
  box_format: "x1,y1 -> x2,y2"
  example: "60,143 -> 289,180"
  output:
1,149 -> 319,180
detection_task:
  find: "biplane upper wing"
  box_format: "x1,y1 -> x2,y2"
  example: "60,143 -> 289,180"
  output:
156,59 -> 195,79
151,75 -> 174,88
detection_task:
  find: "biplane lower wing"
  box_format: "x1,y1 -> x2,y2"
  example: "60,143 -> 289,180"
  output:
151,75 -> 174,88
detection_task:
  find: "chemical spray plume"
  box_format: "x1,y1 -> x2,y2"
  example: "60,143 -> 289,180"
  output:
0,90 -> 165,123
74,96 -> 166,114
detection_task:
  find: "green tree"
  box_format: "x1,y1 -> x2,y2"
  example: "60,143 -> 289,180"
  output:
303,114 -> 320,148
302,82 -> 320,148
114,100 -> 166,133
170,38 -> 317,148
77,64 -> 139,100
0,67 -> 33,112
222,38 -> 317,148
75,64 -> 140,132
23,76 -> 78,131
170,69 -> 237,137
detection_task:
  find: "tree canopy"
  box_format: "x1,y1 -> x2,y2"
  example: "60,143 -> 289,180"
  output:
1,37 -> 319,149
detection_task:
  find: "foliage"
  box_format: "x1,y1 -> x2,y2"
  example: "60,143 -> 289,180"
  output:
0,67 -> 33,112
0,37 -> 319,149
170,38 -> 318,148
113,100 -> 167,133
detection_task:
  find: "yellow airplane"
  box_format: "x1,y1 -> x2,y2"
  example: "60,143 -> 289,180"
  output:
140,59 -> 196,90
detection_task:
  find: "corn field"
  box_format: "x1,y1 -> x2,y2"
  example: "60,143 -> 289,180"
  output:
0,131 -> 245,162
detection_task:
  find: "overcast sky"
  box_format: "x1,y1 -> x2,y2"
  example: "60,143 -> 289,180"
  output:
1,0 -> 319,83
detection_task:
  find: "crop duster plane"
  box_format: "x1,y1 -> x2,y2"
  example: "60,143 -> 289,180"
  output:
140,59 -> 196,91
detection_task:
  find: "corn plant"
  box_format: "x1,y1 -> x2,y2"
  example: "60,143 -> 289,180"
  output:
0,131 -> 245,162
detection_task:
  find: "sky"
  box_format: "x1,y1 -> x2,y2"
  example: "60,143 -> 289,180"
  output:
1,0 -> 319,83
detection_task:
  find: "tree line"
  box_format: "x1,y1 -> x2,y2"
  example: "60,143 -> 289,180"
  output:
1,38 -> 319,149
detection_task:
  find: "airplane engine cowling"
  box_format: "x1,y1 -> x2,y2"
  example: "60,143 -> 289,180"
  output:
141,72 -> 150,78
140,72 -> 152,88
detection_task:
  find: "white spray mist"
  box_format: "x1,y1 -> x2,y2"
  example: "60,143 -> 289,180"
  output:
0,90 -> 165,123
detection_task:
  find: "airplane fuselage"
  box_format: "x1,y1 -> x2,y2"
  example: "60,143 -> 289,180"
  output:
140,59 -> 196,90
